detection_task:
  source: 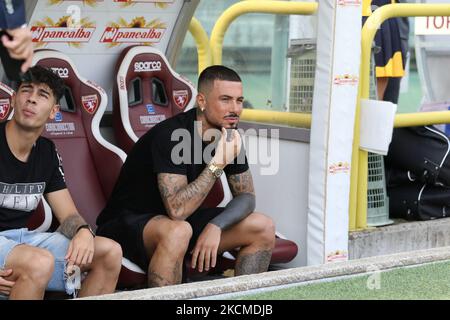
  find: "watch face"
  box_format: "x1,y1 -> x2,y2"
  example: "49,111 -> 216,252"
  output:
214,169 -> 223,178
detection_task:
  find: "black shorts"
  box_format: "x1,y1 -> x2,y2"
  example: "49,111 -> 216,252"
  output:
96,207 -> 224,271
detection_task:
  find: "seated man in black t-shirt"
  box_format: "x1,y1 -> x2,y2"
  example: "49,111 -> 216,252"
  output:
0,66 -> 122,299
97,65 -> 275,287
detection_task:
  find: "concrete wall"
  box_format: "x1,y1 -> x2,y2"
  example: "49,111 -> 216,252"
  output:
349,218 -> 450,259
247,135 -> 310,268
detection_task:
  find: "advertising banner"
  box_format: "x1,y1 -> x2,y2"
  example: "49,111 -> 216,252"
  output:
30,0 -> 185,109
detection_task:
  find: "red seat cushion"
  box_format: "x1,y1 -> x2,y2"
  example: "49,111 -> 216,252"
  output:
117,265 -> 147,290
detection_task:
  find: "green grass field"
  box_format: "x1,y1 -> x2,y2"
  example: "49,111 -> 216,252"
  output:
236,260 -> 450,300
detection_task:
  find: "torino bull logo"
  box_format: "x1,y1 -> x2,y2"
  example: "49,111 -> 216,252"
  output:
0,99 -> 10,121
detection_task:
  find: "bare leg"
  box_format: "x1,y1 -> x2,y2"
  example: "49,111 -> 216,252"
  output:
218,212 -> 275,276
142,216 -> 192,287
77,237 -> 122,297
5,245 -> 54,300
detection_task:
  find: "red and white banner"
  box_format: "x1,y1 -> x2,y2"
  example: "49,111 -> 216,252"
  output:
31,26 -> 95,43
29,0 -> 185,111
99,27 -> 165,44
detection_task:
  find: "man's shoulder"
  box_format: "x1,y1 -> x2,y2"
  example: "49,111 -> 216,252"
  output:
147,109 -> 196,138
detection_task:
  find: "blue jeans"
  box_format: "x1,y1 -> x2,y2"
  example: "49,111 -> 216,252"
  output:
0,228 -> 75,297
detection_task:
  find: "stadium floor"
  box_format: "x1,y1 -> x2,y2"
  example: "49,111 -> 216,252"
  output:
236,260 -> 450,300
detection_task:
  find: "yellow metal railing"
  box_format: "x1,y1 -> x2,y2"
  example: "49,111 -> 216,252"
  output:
188,17 -> 212,75
210,1 -> 318,65
241,109 -> 312,127
350,3 -> 450,231
208,0 -> 317,128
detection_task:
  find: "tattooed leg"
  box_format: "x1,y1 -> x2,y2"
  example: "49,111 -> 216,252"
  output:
147,270 -> 172,288
235,250 -> 272,276
147,260 -> 182,288
218,213 -> 276,276
143,216 -> 191,288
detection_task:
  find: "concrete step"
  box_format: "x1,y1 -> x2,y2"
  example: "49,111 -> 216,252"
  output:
349,218 -> 450,259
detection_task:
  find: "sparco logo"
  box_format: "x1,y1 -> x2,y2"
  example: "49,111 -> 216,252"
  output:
99,27 -> 165,43
134,61 -> 161,72
51,67 -> 69,78
31,26 -> 95,43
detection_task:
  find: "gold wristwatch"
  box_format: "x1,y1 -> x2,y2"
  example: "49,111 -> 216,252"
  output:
207,161 -> 223,178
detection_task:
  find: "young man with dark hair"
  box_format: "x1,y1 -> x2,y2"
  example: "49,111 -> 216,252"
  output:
0,65 -> 122,299
97,65 -> 275,287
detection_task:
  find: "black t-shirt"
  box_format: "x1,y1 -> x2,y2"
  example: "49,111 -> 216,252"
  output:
0,122 -> 66,231
97,108 -> 249,225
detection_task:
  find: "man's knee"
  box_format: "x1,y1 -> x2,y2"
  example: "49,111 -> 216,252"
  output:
8,246 -> 55,285
245,213 -> 276,248
160,220 -> 192,252
93,237 -> 123,271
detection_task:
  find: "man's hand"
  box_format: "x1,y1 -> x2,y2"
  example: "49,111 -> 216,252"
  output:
65,229 -> 95,268
212,128 -> 242,169
2,26 -> 33,73
191,223 -> 221,272
0,269 -> 14,296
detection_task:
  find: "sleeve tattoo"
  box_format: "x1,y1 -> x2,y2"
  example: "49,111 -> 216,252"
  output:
227,170 -> 255,197
209,170 -> 256,230
57,214 -> 87,239
158,169 -> 217,220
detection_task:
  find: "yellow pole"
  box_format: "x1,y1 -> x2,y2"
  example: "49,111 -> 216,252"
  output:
395,112 -> 450,128
188,17 -> 213,74
241,109 -> 312,128
349,84 -> 363,231
210,1 -> 318,65
352,3 -> 450,230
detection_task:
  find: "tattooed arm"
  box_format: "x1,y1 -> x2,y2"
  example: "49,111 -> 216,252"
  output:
158,127 -> 244,220
157,168 -> 217,220
190,169 -> 256,272
57,215 -> 86,239
209,169 -> 256,230
45,189 -> 86,238
45,189 -> 95,267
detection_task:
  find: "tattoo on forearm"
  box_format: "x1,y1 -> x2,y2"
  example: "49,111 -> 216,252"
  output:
158,169 -> 216,219
235,250 -> 272,276
228,170 -> 255,197
57,215 -> 86,239
210,193 -> 255,230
